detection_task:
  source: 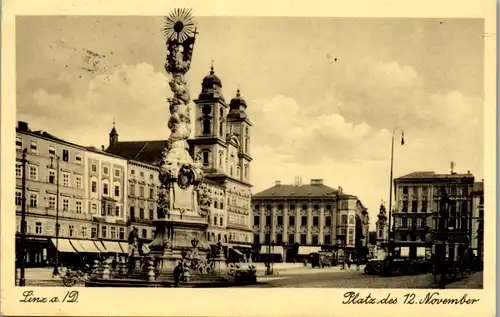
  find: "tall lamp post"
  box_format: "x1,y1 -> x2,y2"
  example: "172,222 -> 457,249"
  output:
50,155 -> 61,277
387,127 -> 405,252
18,149 -> 28,286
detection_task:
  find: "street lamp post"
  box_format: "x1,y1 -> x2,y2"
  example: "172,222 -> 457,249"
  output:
387,127 -> 405,252
50,155 -> 61,277
18,148 -> 28,286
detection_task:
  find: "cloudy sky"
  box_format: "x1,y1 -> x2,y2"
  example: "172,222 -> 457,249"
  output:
16,16 -> 484,229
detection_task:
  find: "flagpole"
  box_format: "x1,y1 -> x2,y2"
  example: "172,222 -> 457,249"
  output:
387,127 -> 404,253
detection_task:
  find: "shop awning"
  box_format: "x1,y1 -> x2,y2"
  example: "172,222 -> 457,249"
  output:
78,240 -> 102,253
119,242 -> 128,253
400,247 -> 410,257
230,248 -> 244,256
260,245 -> 284,255
102,241 -> 125,253
298,246 -> 321,255
51,238 -> 77,253
93,241 -> 106,252
70,240 -> 86,253
417,247 -> 426,257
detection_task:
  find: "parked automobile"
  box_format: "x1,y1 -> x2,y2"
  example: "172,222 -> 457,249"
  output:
309,252 -> 333,268
364,257 -> 429,275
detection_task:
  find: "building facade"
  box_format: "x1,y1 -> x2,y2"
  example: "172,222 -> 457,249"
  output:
471,181 -> 484,262
251,179 -> 369,262
15,121 -> 88,267
126,159 -> 159,244
393,171 -> 474,259
84,146 -> 128,247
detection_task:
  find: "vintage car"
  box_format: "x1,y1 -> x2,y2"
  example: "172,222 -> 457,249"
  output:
364,257 -> 429,275
309,252 -> 333,268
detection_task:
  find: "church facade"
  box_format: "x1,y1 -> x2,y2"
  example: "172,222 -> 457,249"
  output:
106,66 -> 254,258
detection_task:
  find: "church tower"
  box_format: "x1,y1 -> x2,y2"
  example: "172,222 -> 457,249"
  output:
227,88 -> 252,183
375,202 -> 388,247
192,64 -> 229,175
109,120 -> 119,147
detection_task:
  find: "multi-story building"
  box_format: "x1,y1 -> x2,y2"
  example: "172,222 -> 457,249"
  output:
393,170 -> 474,259
251,178 -> 369,262
15,121 -> 88,267
471,180 -> 484,262
105,66 -> 254,259
126,159 -> 159,244
84,145 -> 128,252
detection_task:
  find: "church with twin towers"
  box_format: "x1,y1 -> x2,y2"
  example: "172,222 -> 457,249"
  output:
106,64 -> 254,258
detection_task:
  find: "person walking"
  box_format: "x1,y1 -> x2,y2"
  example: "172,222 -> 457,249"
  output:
173,261 -> 183,287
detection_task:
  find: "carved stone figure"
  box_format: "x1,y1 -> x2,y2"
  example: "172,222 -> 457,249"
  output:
197,187 -> 212,217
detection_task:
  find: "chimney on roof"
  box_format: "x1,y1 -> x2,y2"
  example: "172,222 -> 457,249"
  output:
17,121 -> 29,131
310,179 -> 323,185
101,145 -> 105,151
293,176 -> 303,186
275,180 -> 282,186
338,186 -> 343,194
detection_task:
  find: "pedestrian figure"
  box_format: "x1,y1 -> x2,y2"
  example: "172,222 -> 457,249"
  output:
173,261 -> 183,287
356,257 -> 361,271
347,257 -> 351,269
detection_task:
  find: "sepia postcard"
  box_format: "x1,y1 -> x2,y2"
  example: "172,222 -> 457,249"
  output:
1,0 -> 496,316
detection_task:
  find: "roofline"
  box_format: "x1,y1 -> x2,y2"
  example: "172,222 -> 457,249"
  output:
128,159 -> 159,171
85,146 -> 128,160
17,129 -> 87,150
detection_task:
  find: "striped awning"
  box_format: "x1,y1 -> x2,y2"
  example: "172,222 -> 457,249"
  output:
298,246 -> 321,255
102,241 -> 124,253
93,241 -> 106,252
70,240 -> 86,253
51,238 -> 77,253
119,242 -> 128,253
260,245 -> 284,255
78,240 -> 102,253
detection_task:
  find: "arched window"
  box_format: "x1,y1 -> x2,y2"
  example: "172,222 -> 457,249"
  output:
203,119 -> 211,134
218,233 -> 221,242
202,151 -> 209,166
219,109 -> 224,136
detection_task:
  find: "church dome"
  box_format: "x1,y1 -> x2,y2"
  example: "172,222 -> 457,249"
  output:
198,65 -> 224,101
229,89 -> 247,110
227,89 -> 249,121
201,66 -> 222,88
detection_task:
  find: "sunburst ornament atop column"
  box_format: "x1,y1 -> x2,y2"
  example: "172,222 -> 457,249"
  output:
163,8 -> 196,43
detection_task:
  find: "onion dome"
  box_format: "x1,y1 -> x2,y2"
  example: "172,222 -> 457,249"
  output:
198,64 -> 224,101
227,89 -> 249,120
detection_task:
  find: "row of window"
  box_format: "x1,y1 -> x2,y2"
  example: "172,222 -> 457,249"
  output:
15,191 -> 83,213
90,163 -> 122,178
397,217 -> 428,228
129,168 -> 155,180
16,137 -> 82,164
228,213 -> 247,226
211,215 -> 224,226
18,221 -> 153,240
399,200 -> 469,213
91,180 -> 122,197
400,185 -> 470,197
254,215 -> 355,227
129,206 -> 155,221
256,233 -> 355,246
129,184 -> 155,198
254,203 -> 347,211
90,202 -> 125,218
16,164 -> 84,189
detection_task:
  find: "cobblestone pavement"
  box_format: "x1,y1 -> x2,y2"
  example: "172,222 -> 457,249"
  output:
248,271 -> 441,288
